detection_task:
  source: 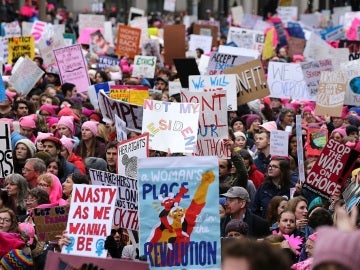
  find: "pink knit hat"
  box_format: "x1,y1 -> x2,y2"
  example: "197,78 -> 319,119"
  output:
19,114 -> 36,129
82,121 -> 99,136
45,116 -> 58,130
35,132 -> 53,144
5,90 -> 16,103
39,104 -> 58,116
259,121 -> 277,132
57,116 -> 75,135
60,135 -> 75,154
58,106 -> 80,122
331,127 -> 347,138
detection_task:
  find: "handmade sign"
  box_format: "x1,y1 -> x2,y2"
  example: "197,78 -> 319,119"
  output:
276,6 -> 298,24
339,40 -> 360,61
132,55 -> 157,78
188,34 -> 212,53
78,14 -> 105,33
97,56 -> 120,71
109,85 -> 149,106
270,130 -> 289,157
193,24 -> 217,47
7,36 -> 34,64
116,25 -> 141,58
88,81 -> 114,110
0,122 -> 13,179
226,27 -> 264,53
38,24 -> 65,67
305,127 -> 327,158
62,185 -> 117,258
3,21 -> 21,37
115,115 -> 127,142
138,156 -> 220,269
30,20 -> 47,43
206,52 -> 252,75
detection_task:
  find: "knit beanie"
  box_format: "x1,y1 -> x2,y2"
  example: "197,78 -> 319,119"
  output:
242,114 -> 262,130
85,157 -> 107,172
39,104 -> 58,116
331,127 -> 347,138
82,121 -> 99,136
233,131 -> 247,140
346,115 -> 360,127
230,117 -> 245,129
45,116 -> 59,130
19,114 -> 36,129
60,135 -> 75,154
225,219 -> 249,235
312,226 -> 360,270
35,132 -> 53,144
58,106 -> 80,122
15,139 -> 36,157
0,249 -> 34,270
57,116 -> 75,135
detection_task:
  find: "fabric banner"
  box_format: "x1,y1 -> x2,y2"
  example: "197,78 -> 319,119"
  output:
138,156 -> 220,270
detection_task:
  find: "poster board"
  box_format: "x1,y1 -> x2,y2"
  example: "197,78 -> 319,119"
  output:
116,25 -> 141,58
0,122 -> 13,179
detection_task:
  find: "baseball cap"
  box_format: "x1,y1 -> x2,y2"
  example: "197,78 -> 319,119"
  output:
221,187 -> 250,202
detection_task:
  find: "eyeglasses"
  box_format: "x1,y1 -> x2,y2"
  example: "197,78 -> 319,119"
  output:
22,168 -> 34,172
0,217 -> 11,223
111,229 -> 122,235
38,183 -> 50,188
24,199 -> 37,204
268,164 -> 280,169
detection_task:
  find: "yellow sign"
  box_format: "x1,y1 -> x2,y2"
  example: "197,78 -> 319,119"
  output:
7,36 -> 35,64
109,85 -> 149,106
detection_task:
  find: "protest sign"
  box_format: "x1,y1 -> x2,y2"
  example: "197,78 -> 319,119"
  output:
305,128 -> 327,158
62,185 -> 117,258
303,139 -> 357,199
89,169 -> 139,230
320,25 -> 345,41
164,24 -> 186,65
303,32 -> 334,61
315,71 -> 347,117
300,59 -> 334,97
0,37 -> 8,64
0,122 -> 13,179
188,34 -> 212,53
267,62 -> 311,100
54,44 -> 90,93
98,90 -> 143,132
33,206 -> 69,242
339,40 -> 360,61
3,21 -> 21,37
226,27 -> 264,53
270,130 -> 289,157
169,80 -> 182,96
117,133 -> 148,178
296,115 -> 305,184
63,33 -> 76,46
277,6 -> 298,24
198,54 -> 210,75
78,14 -> 105,33
109,85 -> 149,106
78,27 -> 102,45
115,115 -> 127,142
88,81 -> 114,110
97,56 -> 120,71
9,57 -> 44,95
181,90 -> 229,158
287,37 -> 306,57
188,74 -> 238,111
129,16 -> 148,47
142,39 -> 163,66
341,60 -> 360,105
128,7 -> 145,25
132,55 -> 157,78
142,99 -> 199,153
116,25 -> 141,58
206,52 -> 253,75
7,36 -> 34,64
241,13 -> 262,29
38,25 -> 65,67
193,24 -> 217,47
138,156 -> 220,269
0,74 -> 4,101
300,13 -> 321,28
164,0 -> 176,12
30,20 -> 47,43
231,5 -> 244,26
218,45 -> 259,59
224,59 -> 269,105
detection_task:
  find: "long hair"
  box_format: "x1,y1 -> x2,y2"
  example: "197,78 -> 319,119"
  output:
0,208 -> 19,233
286,196 -> 308,215
264,157 -> 291,189
266,196 -> 288,224
4,174 -> 29,211
78,135 -> 97,159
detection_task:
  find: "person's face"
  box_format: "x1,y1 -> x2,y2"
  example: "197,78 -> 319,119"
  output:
161,94 -> 169,101
267,160 -> 281,178
44,97 -> 53,105
279,47 -> 287,57
106,147 -> 117,167
282,112 -> 294,126
5,181 -> 18,196
232,121 -> 244,132
71,87 -> 77,97
95,73 -> 105,83
62,176 -> 74,197
255,132 -> 270,151
58,125 -> 72,137
222,257 -> 251,270
22,162 -> 36,181
47,88 -> 56,97
349,131 -> 359,141
37,180 -> 51,194
15,102 -> 28,117
332,117 -> 344,128
155,80 -> 167,91
219,159 -> 230,179
226,231 -> 245,239
224,197 -> 245,215
277,200 -> 288,215
278,212 -> 296,235
289,137 -> 297,150
29,94 -> 40,107
305,239 -> 315,257
219,204 -> 226,219
0,212 -> 12,232
295,201 -> 308,220
303,111 -> 314,123
332,132 -> 343,142
25,194 -> 38,210
251,119 -> 261,130
234,136 -> 246,148
60,146 -> 70,159
15,143 -> 28,159
20,126 -> 34,139
81,127 -> 94,141
47,161 -> 59,176
43,141 -> 59,157
270,98 -> 282,109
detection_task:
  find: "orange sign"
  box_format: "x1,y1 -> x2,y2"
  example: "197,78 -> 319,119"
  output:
116,25 -> 141,58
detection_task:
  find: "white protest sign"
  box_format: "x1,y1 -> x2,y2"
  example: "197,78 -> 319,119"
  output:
227,27 -> 264,53
206,51 -> 253,75
38,24 -> 65,67
164,0 -> 176,12
3,21 -> 21,38
231,5 -> 244,26
218,45 -> 259,59
169,80 -> 182,96
267,61 -> 311,100
128,7 -> 145,25
142,100 -> 199,153
270,130 -> 289,157
0,122 -> 13,178
115,114 -> 127,142
78,14 -> 105,33
277,6 -> 298,24
189,34 -> 212,53
117,133 -> 148,178
89,169 -> 138,230
198,54 -> 210,75
188,74 -> 238,111
62,185 -> 117,258
129,16 -> 148,48
341,60 -> 360,105
30,20 -> 47,43
132,55 -> 157,79
303,32 -> 334,61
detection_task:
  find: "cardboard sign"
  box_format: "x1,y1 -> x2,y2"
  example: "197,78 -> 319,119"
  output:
138,156 -> 220,269
0,122 -> 13,178
267,62 -> 311,100
33,206 -> 69,242
193,24 -> 217,47
89,169 -> 139,230
109,85 -> 149,106
227,27 -> 264,53
181,90 -> 229,158
62,185 -> 117,258
315,71 -> 347,117
270,130 -> 289,157
3,21 -> 21,38
54,44 -> 90,93
206,52 -> 253,75
300,59 -> 334,98
188,74 -> 238,111
132,55 -> 157,78
303,139 -> 356,199
224,59 -> 269,105
116,133 -> 149,178
30,20 -> 47,43
287,37 -> 306,57
7,36 -> 34,64
9,57 -> 44,95
163,24 -> 186,65
142,99 -> 200,153
98,90 -> 143,132
78,14 -> 105,33
188,34 -> 212,53
116,25 -> 141,58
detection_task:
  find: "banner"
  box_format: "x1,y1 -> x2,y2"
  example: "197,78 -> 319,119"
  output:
188,74 -> 238,111
33,206 -> 69,242
181,90 -> 229,158
315,71 -> 347,117
224,59 -> 269,105
270,130 -> 289,157
206,52 -> 253,75
138,156 -> 220,269
109,85 -> 149,106
54,44 -> 90,93
142,99 -> 199,153
117,133 -> 149,177
62,185 -> 117,258
132,55 -> 157,78
116,25 -> 141,58
98,90 -> 143,132
0,122 -> 13,179
304,139 -> 357,199
7,36 -> 34,64
226,27 -> 264,53
89,169 -> 138,230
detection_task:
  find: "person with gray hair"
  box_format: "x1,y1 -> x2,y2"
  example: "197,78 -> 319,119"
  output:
277,107 -> 295,131
22,158 -> 46,189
